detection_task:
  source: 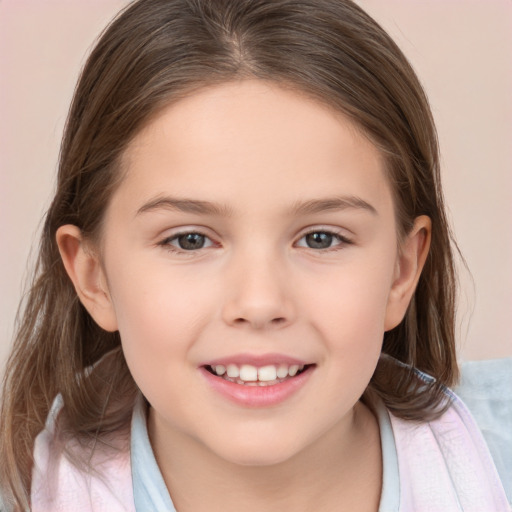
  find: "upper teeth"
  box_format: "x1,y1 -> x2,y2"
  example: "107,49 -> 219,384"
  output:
212,363 -> 304,382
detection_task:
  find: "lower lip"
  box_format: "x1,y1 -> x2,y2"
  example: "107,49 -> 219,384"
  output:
200,366 -> 314,408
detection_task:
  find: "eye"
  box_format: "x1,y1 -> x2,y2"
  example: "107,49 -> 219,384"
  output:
160,231 -> 215,252
296,230 -> 351,250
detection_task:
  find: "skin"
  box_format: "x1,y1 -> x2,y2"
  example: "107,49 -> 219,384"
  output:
57,79 -> 430,511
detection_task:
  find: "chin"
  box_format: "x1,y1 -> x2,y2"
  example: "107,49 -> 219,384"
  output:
209,434 -> 304,468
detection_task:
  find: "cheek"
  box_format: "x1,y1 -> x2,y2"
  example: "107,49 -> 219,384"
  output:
301,254 -> 395,377
106,264 -> 213,380
309,260 -> 394,335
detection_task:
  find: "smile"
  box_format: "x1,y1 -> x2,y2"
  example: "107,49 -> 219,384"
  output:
205,363 -> 309,386
200,358 -> 315,407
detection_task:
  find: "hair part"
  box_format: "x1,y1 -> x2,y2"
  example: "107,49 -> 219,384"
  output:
0,0 -> 459,508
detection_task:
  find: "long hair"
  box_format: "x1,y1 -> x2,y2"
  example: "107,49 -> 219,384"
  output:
0,0 -> 458,508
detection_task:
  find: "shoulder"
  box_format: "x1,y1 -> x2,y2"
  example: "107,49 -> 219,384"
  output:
456,357 -> 512,396
385,360 -> 512,510
31,395 -> 135,512
454,357 -> 512,504
455,357 -> 512,407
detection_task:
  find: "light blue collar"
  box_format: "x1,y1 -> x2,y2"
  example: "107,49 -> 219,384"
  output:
131,395 -> 176,512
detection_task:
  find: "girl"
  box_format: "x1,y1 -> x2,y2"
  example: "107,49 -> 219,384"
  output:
0,0 -> 510,510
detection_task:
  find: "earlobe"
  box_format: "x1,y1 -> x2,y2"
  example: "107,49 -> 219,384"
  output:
384,215 -> 431,331
56,225 -> 118,332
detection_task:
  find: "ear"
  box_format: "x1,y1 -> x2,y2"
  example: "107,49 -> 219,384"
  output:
56,225 -> 118,332
384,215 -> 431,331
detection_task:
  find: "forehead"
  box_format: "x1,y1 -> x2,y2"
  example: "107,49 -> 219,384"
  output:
115,79 -> 393,219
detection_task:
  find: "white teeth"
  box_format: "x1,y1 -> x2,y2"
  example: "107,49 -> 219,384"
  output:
239,365 -> 258,381
226,364 -> 239,378
214,365 -> 226,376
288,365 -> 299,377
276,364 -> 289,379
258,365 -> 277,382
212,362 -> 308,384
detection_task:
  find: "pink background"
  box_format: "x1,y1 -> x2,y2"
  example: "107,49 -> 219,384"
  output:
1,0 -> 511,379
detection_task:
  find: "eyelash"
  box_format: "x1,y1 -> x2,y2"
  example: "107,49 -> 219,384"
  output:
297,229 -> 353,251
158,231 -> 217,254
157,228 -> 353,255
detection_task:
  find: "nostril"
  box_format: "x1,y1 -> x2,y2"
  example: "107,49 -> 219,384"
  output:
231,316 -> 287,327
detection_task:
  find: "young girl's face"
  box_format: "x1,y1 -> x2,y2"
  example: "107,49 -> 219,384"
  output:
81,80 -> 425,466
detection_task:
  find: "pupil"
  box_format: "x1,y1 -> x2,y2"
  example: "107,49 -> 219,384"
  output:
179,233 -> 205,250
306,232 -> 332,249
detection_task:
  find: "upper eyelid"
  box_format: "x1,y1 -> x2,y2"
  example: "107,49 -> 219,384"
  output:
297,226 -> 353,240
159,226 -> 216,241
300,227 -> 347,236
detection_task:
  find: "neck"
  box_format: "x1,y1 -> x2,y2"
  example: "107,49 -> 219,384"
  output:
148,401 -> 382,512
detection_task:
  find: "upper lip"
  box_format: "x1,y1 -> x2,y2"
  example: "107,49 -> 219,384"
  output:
201,353 -> 310,368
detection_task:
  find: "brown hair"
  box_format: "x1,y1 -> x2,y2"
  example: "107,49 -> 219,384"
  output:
0,0 -> 458,508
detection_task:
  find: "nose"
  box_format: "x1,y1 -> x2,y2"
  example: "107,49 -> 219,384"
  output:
221,251 -> 296,330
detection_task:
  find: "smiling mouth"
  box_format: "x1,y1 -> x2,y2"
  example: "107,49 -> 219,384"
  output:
204,363 -> 313,386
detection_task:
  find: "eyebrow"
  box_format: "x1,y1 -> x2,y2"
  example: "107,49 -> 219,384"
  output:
136,195 -> 377,217
136,197 -> 234,217
290,196 -> 378,216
